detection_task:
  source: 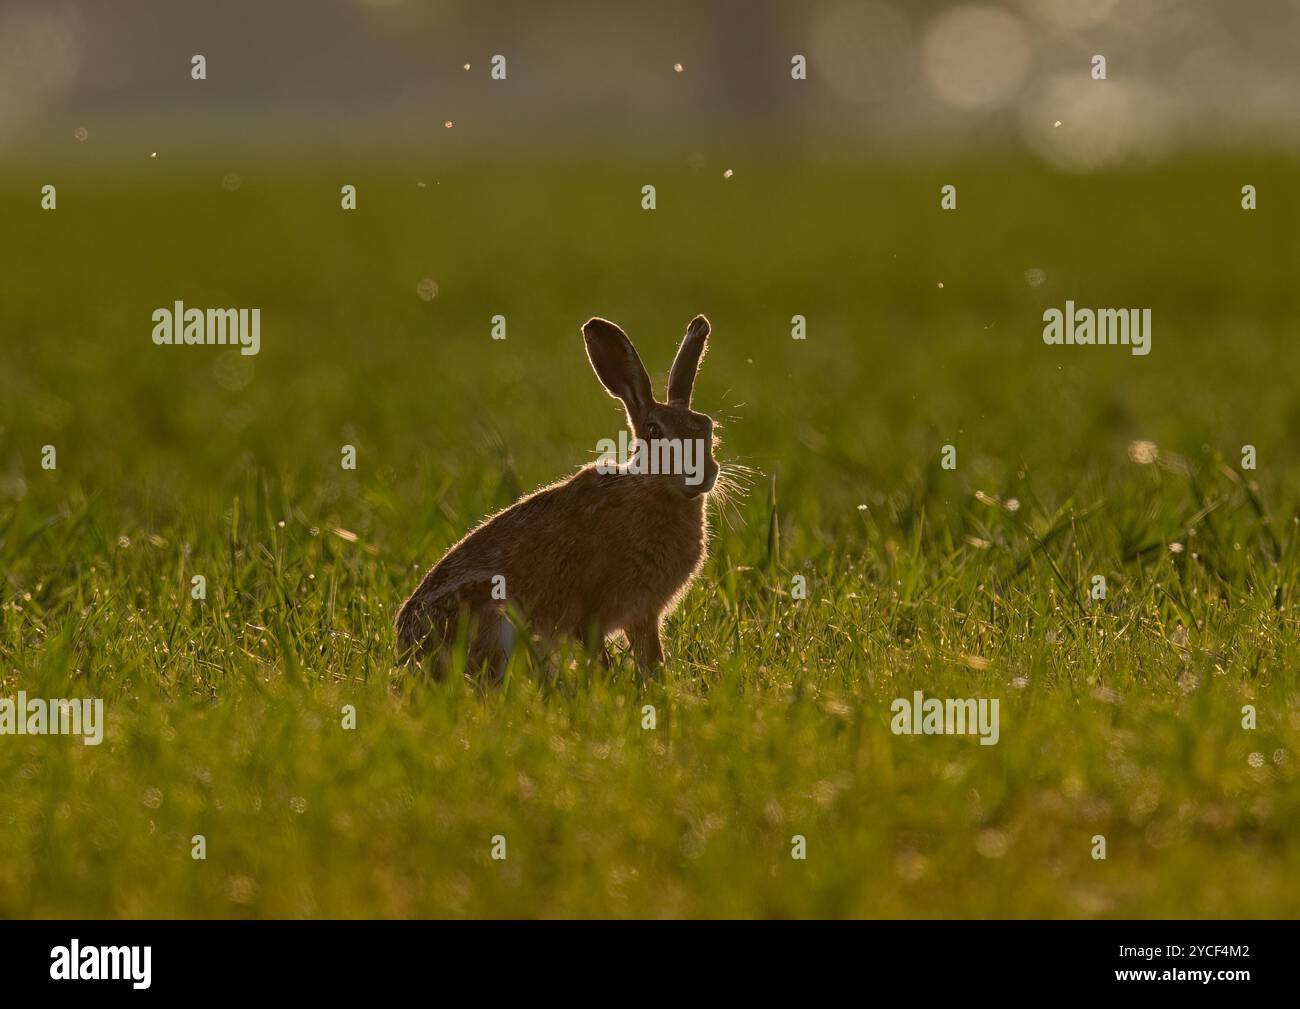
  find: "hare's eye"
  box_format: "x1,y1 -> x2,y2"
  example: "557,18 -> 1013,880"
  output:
646,422 -> 662,440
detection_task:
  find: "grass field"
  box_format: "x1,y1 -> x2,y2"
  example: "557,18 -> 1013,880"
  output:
2,147 -> 1299,917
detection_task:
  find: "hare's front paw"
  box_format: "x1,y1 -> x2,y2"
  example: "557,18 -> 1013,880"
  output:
626,617 -> 664,679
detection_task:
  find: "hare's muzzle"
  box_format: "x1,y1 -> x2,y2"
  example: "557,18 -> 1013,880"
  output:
687,460 -> 719,497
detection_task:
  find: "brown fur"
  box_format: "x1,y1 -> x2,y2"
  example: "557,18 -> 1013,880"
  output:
396,314 -> 718,679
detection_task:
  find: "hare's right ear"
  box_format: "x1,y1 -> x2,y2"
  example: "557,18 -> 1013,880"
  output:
583,317 -> 653,417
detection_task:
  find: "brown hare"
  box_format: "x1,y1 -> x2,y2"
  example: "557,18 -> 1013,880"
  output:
396,314 -> 719,681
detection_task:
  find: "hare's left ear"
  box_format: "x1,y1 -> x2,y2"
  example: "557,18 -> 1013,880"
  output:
583,317 -> 654,418
667,314 -> 709,406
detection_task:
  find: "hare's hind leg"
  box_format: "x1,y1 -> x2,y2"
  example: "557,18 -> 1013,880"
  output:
467,605 -> 515,685
398,576 -> 515,684
395,589 -> 458,671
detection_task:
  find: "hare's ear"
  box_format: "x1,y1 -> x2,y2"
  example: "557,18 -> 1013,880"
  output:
583,317 -> 653,417
667,314 -> 709,406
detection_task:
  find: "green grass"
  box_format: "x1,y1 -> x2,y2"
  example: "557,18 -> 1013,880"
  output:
2,147 -> 1299,917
